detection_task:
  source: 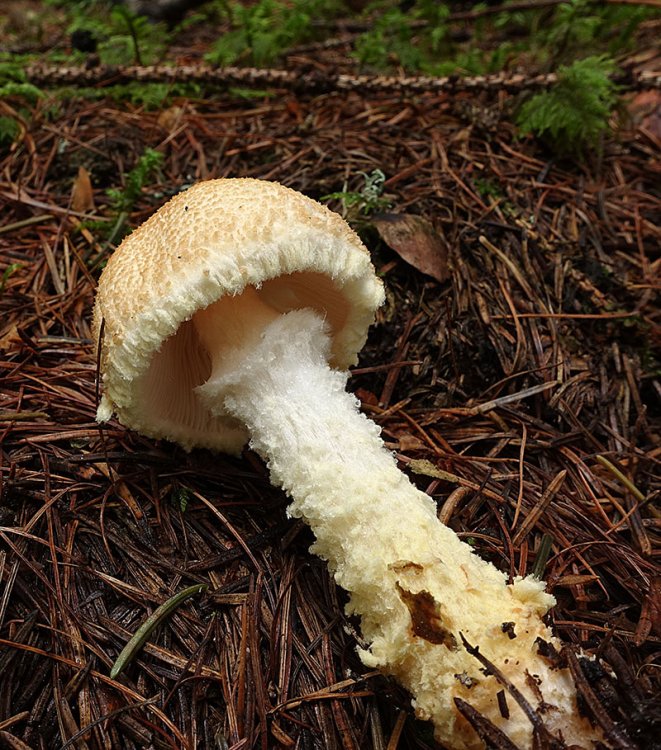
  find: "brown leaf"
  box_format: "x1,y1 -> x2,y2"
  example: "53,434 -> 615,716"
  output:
71,166 -> 94,213
398,433 -> 427,452
157,105 -> 184,131
0,323 -> 20,351
373,213 -> 449,282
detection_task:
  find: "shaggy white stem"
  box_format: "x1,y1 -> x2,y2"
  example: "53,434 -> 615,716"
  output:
195,307 -> 600,750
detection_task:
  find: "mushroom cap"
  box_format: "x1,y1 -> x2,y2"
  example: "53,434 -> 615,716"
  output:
93,178 -> 385,452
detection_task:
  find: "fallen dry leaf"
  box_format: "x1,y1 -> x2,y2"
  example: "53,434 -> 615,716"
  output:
158,105 -> 184,131
373,213 -> 449,282
71,165 -> 94,213
0,323 -> 21,351
398,433 -> 427,452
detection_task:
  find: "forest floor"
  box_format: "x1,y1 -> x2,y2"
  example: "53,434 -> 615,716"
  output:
0,3 -> 660,749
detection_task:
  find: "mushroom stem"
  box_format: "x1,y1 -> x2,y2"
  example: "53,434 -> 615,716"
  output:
195,306 -> 601,750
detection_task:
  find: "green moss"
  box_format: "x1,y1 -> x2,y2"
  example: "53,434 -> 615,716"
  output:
0,81 -> 44,103
46,0 -> 169,65
0,263 -> 22,293
107,147 -> 165,215
541,0 -> 654,62
207,0 -> 343,67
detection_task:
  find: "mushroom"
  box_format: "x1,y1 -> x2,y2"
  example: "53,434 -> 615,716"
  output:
94,179 -> 602,750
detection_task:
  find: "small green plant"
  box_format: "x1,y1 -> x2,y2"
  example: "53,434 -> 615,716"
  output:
105,81 -> 196,109
473,176 -> 504,201
63,2 -> 168,65
107,148 -> 165,214
0,56 -> 29,83
354,7 -> 419,71
228,87 -> 274,100
0,263 -> 22,294
207,0 -> 342,67
0,116 -> 20,151
322,169 -> 391,221
540,0 -> 653,63
516,56 -> 618,155
105,147 -> 165,244
413,0 -> 451,54
0,68 -> 44,152
543,0 -> 602,62
171,486 -> 191,512
354,1 -> 453,72
53,81 -> 200,109
0,62 -> 45,153
351,0 -> 655,76
0,81 -> 44,104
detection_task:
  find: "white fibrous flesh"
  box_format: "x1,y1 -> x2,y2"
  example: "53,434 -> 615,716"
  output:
196,308 -> 601,750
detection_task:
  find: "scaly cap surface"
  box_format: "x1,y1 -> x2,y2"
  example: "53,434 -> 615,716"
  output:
93,178 -> 385,451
